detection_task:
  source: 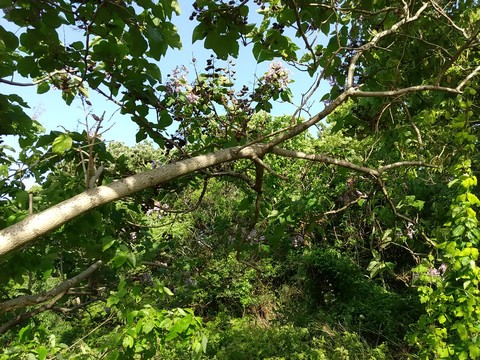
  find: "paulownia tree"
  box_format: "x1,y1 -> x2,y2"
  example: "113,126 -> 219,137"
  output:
1,0 -> 480,358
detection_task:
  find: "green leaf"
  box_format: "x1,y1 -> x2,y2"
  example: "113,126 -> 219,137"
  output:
253,42 -> 274,63
102,236 -> 116,251
37,346 -> 47,360
112,251 -> 127,268
122,334 -> 134,349
78,85 -> 89,98
70,41 -> 84,50
15,190 -> 29,208
163,286 -> 174,296
469,345 -> 480,358
143,319 -> 155,334
0,26 -> 19,50
204,31 -> 239,60
158,110 -> 172,128
51,134 -> 73,154
145,63 -> 162,82
146,23 -> 166,60
129,27 -> 148,57
106,295 -> 120,307
126,252 -> 136,268
452,224 -> 465,237
202,334 -> 208,352
127,310 -> 138,325
104,350 -> 119,360
37,82 -> 50,94
192,23 -> 207,43
456,323 -> 468,341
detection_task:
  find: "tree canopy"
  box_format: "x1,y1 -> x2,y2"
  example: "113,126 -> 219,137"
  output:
1,1 -> 480,358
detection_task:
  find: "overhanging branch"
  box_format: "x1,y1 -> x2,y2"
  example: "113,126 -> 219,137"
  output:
0,145 -> 268,257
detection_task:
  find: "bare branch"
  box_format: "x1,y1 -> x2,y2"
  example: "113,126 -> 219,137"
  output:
0,144 -> 269,256
0,78 -> 36,87
376,176 -> 415,223
436,26 -> 480,85
208,171 -> 256,190
378,161 -> 437,173
429,0 -> 469,38
307,3 -> 398,16
323,194 -> 368,216
271,147 -> 437,224
291,0 -> 317,67
0,291 -> 67,335
271,147 -> 380,177
456,65 -> 480,91
251,155 -> 288,180
52,298 -> 100,314
347,2 -> 430,89
352,85 -> 461,97
0,260 -> 103,315
142,261 -> 169,269
165,178 -> 209,214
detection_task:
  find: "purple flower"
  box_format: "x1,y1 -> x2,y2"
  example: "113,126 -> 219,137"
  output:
263,61 -> 292,90
186,92 -> 199,104
166,66 -> 190,94
427,268 -> 439,277
438,263 -> 447,275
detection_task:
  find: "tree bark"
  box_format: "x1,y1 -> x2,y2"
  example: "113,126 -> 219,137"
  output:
0,145 -> 267,257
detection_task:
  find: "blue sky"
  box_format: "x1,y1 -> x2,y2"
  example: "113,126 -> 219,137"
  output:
1,1 -> 329,148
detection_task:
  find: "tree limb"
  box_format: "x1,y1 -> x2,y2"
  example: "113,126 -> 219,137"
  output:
270,147 -> 380,177
0,260 -> 103,315
0,291 -> 67,335
346,2 -> 430,89
0,145 -> 268,257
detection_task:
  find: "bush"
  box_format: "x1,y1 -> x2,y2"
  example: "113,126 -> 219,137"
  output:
299,248 -> 421,344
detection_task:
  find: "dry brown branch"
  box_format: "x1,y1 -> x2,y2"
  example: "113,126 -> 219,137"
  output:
271,147 -> 380,176
378,161 -> 437,173
323,194 -> 368,216
208,170 -> 256,190
52,298 -> 100,314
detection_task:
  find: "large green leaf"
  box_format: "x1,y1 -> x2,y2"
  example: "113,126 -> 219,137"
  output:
51,134 -> 72,154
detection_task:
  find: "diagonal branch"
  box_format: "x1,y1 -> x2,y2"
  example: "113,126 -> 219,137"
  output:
346,2 -> 430,89
352,85 -> 460,97
378,161 -> 437,173
0,291 -> 67,335
0,145 -> 268,257
0,260 -> 103,315
165,178 -> 209,214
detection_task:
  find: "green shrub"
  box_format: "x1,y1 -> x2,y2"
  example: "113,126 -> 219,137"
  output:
299,248 -> 421,344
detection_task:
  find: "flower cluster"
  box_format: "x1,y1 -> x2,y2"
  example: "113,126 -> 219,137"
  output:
165,65 -> 200,105
186,92 -> 199,104
165,65 -> 189,94
427,263 -> 447,277
263,61 -> 292,90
